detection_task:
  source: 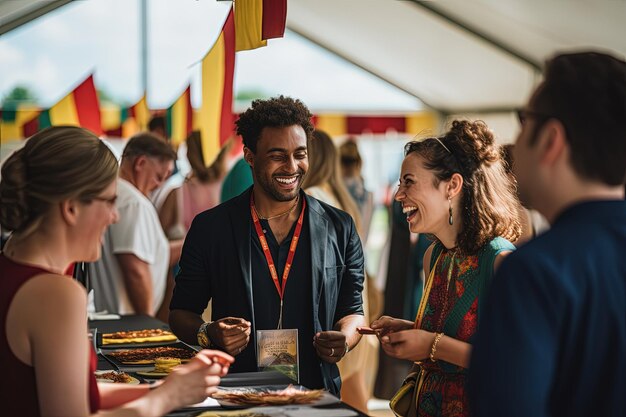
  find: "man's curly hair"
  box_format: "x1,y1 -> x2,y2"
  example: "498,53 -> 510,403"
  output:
235,95 -> 314,153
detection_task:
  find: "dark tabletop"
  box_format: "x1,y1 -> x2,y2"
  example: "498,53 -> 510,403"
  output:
89,315 -> 370,416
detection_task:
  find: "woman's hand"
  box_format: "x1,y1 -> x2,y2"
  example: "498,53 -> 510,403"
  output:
370,315 -> 414,337
158,349 -> 234,408
379,329 -> 436,362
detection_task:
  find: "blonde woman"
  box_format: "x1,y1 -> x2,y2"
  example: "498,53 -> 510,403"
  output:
0,126 -> 233,417
302,129 -> 377,413
158,131 -> 232,239
339,139 -> 374,242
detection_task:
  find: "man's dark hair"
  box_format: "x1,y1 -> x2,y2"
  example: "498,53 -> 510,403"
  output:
235,95 -> 314,153
533,51 -> 626,186
122,132 -> 177,162
148,115 -> 167,133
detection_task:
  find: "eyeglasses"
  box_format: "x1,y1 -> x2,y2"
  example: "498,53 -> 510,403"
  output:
83,195 -> 117,207
94,196 -> 117,204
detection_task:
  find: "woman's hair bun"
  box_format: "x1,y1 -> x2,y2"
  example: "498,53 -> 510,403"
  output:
1,126 -> 119,234
448,120 -> 499,166
0,148 -> 31,231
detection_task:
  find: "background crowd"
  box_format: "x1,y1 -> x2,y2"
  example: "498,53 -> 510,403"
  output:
0,50 -> 625,417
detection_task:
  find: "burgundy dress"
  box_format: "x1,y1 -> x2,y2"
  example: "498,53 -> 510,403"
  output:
0,253 -> 100,416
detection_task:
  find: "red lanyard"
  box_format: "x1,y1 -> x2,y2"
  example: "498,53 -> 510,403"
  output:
250,194 -> 306,329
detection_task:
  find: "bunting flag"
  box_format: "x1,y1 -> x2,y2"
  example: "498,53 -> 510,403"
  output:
198,9 -> 236,165
128,93 -> 150,133
235,0 -> 265,51
3,106 -> 438,142
313,114 -> 348,138
405,112 -> 439,137
234,0 -> 287,52
37,74 -> 103,135
0,105 -> 40,143
166,85 -> 193,148
312,112 -> 439,137
262,0 -> 287,40
101,95 -> 150,138
101,105 -> 124,137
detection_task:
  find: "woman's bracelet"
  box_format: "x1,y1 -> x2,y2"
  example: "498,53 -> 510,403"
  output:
430,332 -> 444,362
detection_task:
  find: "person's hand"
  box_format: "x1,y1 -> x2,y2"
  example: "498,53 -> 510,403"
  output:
159,349 -> 234,408
370,315 -> 414,337
207,317 -> 251,356
199,349 -> 235,376
379,329 -> 435,361
313,331 -> 347,364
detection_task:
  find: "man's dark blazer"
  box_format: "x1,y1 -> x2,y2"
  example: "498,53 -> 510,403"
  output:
170,187 -> 365,394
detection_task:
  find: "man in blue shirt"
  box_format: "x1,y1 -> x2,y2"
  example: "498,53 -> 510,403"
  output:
469,52 -> 626,416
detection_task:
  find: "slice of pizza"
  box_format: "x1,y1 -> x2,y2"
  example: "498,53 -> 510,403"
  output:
101,329 -> 177,345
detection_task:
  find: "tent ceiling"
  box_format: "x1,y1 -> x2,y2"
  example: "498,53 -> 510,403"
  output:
431,0 -> 626,67
287,0 -> 626,114
2,0 -> 625,115
0,0 -> 70,36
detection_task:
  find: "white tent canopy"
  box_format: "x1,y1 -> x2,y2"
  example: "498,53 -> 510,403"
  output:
2,0 -> 625,139
286,0 -> 626,139
287,0 -> 626,114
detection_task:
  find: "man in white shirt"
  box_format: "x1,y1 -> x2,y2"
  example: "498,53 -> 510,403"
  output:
89,133 -> 183,315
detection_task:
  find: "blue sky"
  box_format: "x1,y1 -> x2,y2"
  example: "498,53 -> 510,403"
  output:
0,0 -> 423,112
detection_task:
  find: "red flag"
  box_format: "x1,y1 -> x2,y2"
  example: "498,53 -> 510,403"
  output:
46,74 -> 103,135
72,75 -> 102,135
262,0 -> 287,40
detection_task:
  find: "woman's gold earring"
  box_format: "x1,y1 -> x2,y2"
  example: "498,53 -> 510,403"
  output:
448,197 -> 453,226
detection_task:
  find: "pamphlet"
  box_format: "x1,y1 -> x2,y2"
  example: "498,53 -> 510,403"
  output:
256,329 -> 299,383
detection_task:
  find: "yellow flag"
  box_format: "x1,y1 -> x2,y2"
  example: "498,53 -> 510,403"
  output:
235,0 -> 267,52
198,9 -> 235,165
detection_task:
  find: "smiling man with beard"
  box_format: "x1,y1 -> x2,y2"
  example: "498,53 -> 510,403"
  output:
169,96 -> 366,395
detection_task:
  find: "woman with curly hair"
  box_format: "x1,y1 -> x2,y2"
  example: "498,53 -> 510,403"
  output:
371,120 -> 522,417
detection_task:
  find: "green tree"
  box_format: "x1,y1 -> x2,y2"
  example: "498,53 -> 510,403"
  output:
235,89 -> 269,102
97,89 -> 120,106
2,85 -> 39,108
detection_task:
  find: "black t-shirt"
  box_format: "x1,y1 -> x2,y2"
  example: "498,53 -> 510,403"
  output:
250,208 -> 323,389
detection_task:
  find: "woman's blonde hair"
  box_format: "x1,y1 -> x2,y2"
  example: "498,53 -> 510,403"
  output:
185,131 -> 231,183
0,126 -> 119,235
339,139 -> 362,177
302,129 -> 361,231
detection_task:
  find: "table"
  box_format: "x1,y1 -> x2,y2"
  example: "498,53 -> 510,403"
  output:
90,315 -> 370,417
